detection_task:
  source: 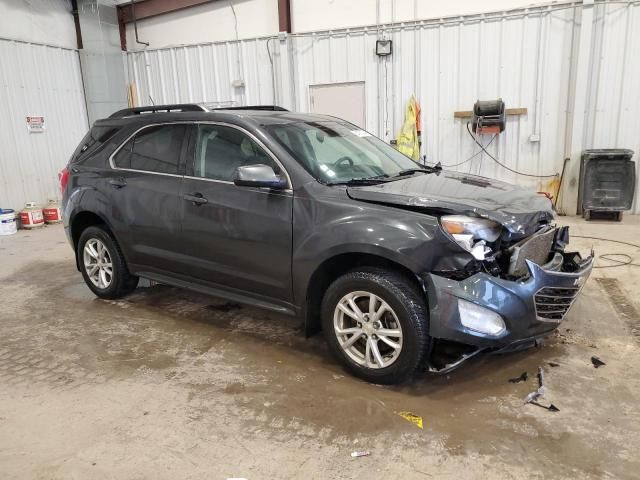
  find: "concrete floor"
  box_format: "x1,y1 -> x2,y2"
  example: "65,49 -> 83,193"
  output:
1,216 -> 639,479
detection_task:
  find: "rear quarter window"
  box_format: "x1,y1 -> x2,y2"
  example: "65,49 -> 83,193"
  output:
70,125 -> 120,166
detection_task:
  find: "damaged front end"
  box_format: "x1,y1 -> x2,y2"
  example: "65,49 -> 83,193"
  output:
424,220 -> 593,374
345,174 -> 593,373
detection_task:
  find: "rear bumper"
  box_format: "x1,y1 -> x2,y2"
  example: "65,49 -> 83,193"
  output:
423,252 -> 593,350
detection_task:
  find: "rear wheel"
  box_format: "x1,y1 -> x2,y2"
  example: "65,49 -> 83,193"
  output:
78,226 -> 138,299
321,268 -> 430,384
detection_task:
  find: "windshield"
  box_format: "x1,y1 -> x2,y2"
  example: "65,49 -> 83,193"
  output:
265,121 -> 420,183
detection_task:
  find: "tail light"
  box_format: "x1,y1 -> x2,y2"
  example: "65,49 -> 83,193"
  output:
59,167 -> 70,193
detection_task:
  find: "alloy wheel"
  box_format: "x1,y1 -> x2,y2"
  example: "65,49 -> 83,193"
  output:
333,290 -> 403,369
83,238 -> 113,289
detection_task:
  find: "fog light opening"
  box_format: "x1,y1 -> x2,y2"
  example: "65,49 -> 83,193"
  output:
457,299 -> 506,336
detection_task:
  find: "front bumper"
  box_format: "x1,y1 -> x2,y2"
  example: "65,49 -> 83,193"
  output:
423,251 -> 593,350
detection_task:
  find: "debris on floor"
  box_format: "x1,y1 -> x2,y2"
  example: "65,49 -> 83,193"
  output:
548,362 -> 560,367
524,367 -> 548,407
529,401 -> 560,412
522,366 -> 560,412
524,389 -> 543,405
508,372 -> 528,383
350,451 -> 371,458
396,411 -> 424,429
538,366 -> 545,387
591,356 -> 606,368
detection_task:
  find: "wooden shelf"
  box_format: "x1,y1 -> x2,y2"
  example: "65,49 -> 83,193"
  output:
454,107 -> 527,118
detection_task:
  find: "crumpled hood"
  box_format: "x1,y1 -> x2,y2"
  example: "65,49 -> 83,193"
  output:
346,170 -> 555,237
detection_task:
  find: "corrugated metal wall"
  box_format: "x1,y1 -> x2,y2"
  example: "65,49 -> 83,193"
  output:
0,40 -> 88,210
127,4 -> 577,194
1,2 -> 637,214
126,37 -> 279,108
587,1 -> 640,213
289,5 -> 576,193
126,1 -> 640,212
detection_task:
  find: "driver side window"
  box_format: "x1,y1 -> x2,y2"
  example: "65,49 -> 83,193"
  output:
194,124 -> 278,182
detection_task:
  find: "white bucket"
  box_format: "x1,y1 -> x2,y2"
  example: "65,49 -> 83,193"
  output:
0,209 -> 17,236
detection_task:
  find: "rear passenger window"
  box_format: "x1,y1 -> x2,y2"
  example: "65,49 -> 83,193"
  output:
194,124 -> 278,181
113,124 -> 186,174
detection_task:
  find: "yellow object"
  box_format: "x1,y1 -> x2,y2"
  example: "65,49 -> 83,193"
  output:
547,176 -> 561,203
441,218 -> 466,234
396,95 -> 421,161
396,411 -> 423,429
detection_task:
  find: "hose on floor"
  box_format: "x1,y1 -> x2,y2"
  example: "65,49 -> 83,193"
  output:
571,235 -> 640,268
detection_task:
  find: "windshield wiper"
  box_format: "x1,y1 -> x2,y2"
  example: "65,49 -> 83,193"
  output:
393,167 -> 435,177
391,163 -> 443,179
326,177 -> 389,186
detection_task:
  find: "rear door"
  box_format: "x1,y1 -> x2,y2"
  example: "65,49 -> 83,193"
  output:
179,123 -> 293,303
107,123 -> 190,273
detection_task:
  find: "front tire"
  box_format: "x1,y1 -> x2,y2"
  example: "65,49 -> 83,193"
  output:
77,226 -> 138,299
321,268 -> 431,384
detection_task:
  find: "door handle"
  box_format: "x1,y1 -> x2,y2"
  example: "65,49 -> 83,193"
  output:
184,192 -> 208,205
109,178 -> 127,189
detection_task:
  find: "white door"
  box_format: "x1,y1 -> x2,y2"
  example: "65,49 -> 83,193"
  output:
309,82 -> 366,128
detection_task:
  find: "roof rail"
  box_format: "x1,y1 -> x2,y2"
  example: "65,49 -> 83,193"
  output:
109,104 -> 207,118
210,105 -> 289,112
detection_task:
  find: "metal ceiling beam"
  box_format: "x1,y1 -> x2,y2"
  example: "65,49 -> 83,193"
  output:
278,0 -> 291,32
70,0 -> 83,49
117,6 -> 127,51
118,0 -> 218,24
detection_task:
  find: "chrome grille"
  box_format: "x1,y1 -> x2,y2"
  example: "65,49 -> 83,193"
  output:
534,286 -> 580,321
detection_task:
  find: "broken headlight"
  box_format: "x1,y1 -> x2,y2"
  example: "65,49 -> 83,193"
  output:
440,215 -> 502,260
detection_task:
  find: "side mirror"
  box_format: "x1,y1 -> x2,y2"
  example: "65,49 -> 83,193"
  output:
233,164 -> 288,190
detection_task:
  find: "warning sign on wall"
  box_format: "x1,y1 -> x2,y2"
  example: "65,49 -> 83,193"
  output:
26,116 -> 45,133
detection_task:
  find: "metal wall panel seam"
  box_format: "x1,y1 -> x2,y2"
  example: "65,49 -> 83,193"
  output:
0,37 -> 78,51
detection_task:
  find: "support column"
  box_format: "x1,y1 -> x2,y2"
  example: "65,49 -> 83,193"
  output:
278,0 -> 291,33
275,34 -> 295,110
561,0 -> 594,215
77,0 -> 128,124
276,0 -> 293,110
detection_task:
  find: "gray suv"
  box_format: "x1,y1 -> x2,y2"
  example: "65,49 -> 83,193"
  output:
60,104 -> 593,384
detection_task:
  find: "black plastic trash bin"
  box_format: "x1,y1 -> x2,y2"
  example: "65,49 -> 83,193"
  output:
578,149 -> 636,221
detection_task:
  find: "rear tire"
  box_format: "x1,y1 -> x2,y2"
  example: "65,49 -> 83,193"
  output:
321,268 -> 430,384
77,226 -> 138,299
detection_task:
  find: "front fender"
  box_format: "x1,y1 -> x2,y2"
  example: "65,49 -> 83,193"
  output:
291,190 -> 458,306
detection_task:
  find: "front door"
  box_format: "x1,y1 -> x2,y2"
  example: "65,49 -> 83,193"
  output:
180,123 -> 293,303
